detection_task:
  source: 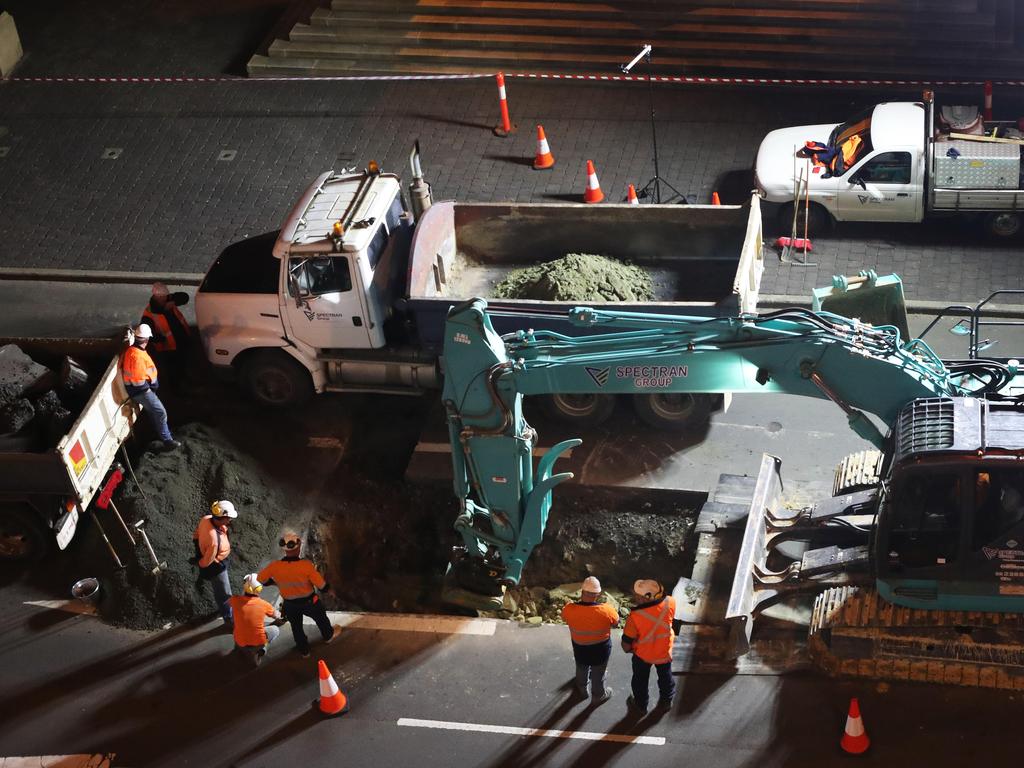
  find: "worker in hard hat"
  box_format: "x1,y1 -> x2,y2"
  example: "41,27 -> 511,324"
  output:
140,282 -> 191,387
119,323 -> 180,452
228,574 -> 283,667
191,500 -> 238,627
257,532 -> 341,658
560,576 -> 619,705
621,579 -> 677,715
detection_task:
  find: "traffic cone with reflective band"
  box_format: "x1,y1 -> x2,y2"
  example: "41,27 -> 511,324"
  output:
627,184 -> 639,205
840,698 -> 869,754
317,659 -> 349,716
583,160 -> 604,203
711,191 -> 721,205
533,125 -> 555,169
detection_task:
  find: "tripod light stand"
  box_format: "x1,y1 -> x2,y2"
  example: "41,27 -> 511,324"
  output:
621,45 -> 686,204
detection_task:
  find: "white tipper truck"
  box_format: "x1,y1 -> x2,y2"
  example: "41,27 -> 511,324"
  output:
195,152 -> 766,430
755,91 -> 1024,238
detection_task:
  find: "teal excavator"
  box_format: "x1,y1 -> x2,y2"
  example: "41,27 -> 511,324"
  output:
440,278 -> 1024,688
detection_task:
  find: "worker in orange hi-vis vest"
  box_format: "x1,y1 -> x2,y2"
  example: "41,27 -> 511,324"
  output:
228,574 -> 283,667
561,576 -> 619,706
191,499 -> 238,627
258,532 -> 341,659
140,281 -> 192,388
119,324 -> 180,452
621,579 -> 678,715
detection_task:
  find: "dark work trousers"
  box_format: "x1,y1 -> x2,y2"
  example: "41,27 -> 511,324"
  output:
282,594 -> 333,653
630,654 -> 675,708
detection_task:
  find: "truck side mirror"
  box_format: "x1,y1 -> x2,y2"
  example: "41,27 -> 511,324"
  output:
849,176 -> 867,190
287,269 -> 305,308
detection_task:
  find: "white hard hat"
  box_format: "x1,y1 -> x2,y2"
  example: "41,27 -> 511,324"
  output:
279,532 -> 301,552
582,576 -> 602,594
134,323 -> 153,340
243,574 -> 262,595
151,281 -> 170,298
210,499 -> 238,519
633,579 -> 663,601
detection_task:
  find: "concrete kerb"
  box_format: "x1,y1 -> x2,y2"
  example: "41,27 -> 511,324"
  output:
0,268 -> 204,285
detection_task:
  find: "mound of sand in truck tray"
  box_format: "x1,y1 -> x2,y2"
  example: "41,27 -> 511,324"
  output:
86,423 -> 322,630
491,253 -> 653,302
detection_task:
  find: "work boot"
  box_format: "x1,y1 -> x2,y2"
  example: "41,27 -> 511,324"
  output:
655,696 -> 674,711
163,439 -> 182,452
592,688 -> 613,706
299,648 -> 311,659
325,625 -> 343,644
626,695 -> 648,715
571,685 -> 588,701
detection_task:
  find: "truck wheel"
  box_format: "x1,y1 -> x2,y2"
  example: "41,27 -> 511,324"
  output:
239,351 -> 313,407
778,201 -> 832,237
632,393 -> 712,432
832,449 -> 884,496
542,393 -> 616,427
0,504 -> 49,562
984,212 -> 1022,239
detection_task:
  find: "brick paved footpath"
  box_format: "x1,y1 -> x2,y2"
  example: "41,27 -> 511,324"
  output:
1,75 -> 1023,306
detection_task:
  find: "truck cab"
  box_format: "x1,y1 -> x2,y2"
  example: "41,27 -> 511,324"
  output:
196,167 -> 424,405
755,102 -> 927,229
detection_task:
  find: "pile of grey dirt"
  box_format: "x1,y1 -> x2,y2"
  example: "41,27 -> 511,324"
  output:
491,253 -> 654,302
84,423 -> 320,630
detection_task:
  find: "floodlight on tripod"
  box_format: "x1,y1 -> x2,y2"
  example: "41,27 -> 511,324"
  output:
620,44 -> 686,204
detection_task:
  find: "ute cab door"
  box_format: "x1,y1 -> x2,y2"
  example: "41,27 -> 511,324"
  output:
837,150 -> 920,222
280,251 -> 374,350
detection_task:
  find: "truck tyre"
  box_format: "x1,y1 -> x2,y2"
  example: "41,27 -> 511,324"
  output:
0,504 -> 49,562
542,393 -> 616,427
832,449 -> 883,496
984,212 -> 1022,239
632,393 -> 712,432
239,351 -> 313,408
778,201 -> 832,237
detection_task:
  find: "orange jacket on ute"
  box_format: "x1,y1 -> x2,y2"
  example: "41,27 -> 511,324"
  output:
561,601 -> 619,646
258,557 -> 327,600
623,596 -> 676,664
120,345 -> 158,389
193,515 -> 230,568
228,594 -> 277,647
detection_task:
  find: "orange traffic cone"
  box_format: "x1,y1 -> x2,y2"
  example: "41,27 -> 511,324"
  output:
840,698 -> 869,754
533,125 -> 555,170
317,659 -> 349,716
583,160 -> 604,203
711,191 -> 721,205
627,184 -> 639,205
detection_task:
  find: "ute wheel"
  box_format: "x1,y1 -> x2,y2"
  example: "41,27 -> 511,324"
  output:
239,351 -> 313,408
778,201 -> 832,238
542,393 -> 617,427
0,504 -> 49,563
632,393 -> 712,432
984,212 -> 1022,239
833,449 -> 884,496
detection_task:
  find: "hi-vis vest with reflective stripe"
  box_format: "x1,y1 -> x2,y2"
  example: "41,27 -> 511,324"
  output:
142,305 -> 190,353
257,557 -> 326,600
120,345 -> 158,387
626,596 -> 676,664
562,601 -> 619,645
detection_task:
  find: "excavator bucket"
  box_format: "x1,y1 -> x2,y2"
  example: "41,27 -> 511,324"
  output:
812,272 -> 910,341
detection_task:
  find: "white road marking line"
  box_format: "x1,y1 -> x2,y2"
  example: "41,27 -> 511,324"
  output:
320,611 -> 497,636
397,718 -> 665,746
415,441 -> 574,458
24,600 -> 96,616
0,755 -> 114,767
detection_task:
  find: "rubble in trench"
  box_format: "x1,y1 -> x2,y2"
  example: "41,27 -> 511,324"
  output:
73,416 -> 696,629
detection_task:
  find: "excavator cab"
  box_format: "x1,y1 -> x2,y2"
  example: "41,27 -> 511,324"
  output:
869,395 -> 1024,617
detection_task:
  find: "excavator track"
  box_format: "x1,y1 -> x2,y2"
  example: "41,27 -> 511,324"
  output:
809,586 -> 1024,690
832,449 -> 884,496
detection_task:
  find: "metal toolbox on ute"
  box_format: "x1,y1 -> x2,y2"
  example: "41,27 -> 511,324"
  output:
934,139 -> 1020,189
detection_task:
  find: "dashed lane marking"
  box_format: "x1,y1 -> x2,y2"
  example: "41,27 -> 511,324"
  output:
323,611 -> 497,636
0,755 -> 115,767
397,718 -> 666,745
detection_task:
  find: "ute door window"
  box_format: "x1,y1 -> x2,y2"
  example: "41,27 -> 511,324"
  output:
289,255 -> 353,298
856,152 -> 911,185
887,470 -> 962,569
